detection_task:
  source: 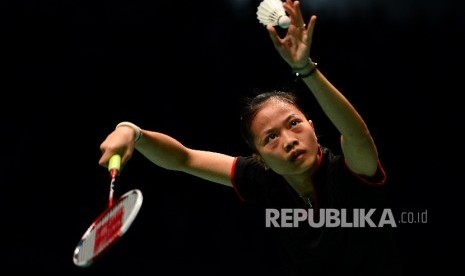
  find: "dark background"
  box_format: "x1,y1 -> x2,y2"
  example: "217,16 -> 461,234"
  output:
2,0 -> 464,275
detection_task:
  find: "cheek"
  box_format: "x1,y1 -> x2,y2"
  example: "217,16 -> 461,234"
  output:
307,135 -> 319,150
304,127 -> 317,141
308,132 -> 318,143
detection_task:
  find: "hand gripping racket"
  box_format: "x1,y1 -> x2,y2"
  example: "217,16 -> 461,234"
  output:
73,154 -> 143,267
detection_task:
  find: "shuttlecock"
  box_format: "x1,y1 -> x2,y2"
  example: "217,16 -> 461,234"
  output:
256,0 -> 291,29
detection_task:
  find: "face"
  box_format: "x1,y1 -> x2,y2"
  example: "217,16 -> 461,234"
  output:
251,99 -> 319,176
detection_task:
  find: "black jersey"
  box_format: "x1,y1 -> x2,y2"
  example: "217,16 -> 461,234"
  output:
231,146 -> 402,276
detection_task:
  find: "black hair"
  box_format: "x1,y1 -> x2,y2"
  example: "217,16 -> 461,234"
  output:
239,90 -> 307,151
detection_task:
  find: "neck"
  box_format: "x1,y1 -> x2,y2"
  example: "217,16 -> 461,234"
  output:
284,146 -> 322,198
286,175 -> 314,198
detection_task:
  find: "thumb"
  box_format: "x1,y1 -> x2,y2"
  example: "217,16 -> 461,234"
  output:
267,25 -> 281,49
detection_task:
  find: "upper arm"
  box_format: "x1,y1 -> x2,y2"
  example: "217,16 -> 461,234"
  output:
181,149 -> 235,187
340,134 -> 379,177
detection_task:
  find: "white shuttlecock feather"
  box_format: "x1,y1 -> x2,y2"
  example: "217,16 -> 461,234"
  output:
256,0 -> 291,29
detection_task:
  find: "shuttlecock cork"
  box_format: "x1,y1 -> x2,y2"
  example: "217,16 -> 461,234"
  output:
256,0 -> 291,29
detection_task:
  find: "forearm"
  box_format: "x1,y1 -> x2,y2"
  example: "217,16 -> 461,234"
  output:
112,124 -> 234,186
302,68 -> 379,175
301,69 -> 371,141
135,130 -> 190,171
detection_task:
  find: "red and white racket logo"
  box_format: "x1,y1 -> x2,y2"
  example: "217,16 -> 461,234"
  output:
94,205 -> 124,255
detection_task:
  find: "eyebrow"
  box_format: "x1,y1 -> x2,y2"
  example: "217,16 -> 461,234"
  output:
261,114 -> 300,138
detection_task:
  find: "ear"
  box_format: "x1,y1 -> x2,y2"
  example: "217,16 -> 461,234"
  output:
253,153 -> 269,170
308,119 -> 314,128
308,120 -> 318,142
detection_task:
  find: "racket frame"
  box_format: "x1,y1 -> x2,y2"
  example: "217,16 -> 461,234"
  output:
73,188 -> 143,267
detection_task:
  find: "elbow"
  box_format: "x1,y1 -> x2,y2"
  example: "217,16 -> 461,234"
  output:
341,135 -> 379,177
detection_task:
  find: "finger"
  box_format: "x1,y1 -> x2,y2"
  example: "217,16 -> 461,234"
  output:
267,25 -> 282,48
284,1 -> 305,28
99,149 -> 112,168
285,0 -> 294,10
120,149 -> 133,170
293,1 -> 304,23
283,1 -> 297,25
306,15 -> 317,43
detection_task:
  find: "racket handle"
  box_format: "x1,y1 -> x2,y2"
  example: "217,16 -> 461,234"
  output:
108,154 -> 121,179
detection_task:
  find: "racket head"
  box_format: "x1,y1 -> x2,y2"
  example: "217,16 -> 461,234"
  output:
73,189 -> 143,267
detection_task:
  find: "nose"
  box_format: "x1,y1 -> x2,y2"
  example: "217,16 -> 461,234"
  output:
283,133 -> 298,152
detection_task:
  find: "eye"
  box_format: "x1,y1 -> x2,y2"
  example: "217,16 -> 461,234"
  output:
265,133 -> 278,144
290,120 -> 301,128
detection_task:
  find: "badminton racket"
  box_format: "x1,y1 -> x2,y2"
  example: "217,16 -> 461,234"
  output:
73,154 -> 143,267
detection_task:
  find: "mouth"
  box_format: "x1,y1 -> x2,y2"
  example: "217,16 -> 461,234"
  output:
289,149 -> 306,162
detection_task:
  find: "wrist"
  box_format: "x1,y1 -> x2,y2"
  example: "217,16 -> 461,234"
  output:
116,121 -> 142,143
292,58 -> 318,79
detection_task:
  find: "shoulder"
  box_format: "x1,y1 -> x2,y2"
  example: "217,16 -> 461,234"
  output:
233,156 -> 278,184
231,156 -> 287,205
320,145 -> 386,186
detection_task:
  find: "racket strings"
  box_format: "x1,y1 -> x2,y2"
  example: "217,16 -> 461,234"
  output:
74,191 -> 142,266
